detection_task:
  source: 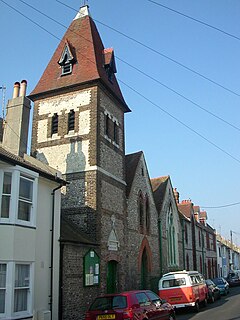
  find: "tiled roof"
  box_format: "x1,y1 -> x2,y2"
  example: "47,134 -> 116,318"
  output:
178,202 -> 193,219
0,145 -> 66,184
150,176 -> 169,211
29,11 -> 130,112
60,215 -> 97,245
125,151 -> 143,197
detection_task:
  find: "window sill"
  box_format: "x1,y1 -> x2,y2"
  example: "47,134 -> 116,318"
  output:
0,221 -> 36,229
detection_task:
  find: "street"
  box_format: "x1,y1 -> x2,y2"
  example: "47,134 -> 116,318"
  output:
176,286 -> 240,320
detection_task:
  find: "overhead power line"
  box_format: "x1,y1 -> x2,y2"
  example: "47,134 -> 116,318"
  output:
118,79 -> 240,165
14,0 -> 240,133
201,201 -> 240,209
147,0 -> 240,42
1,0 -> 240,166
56,0 -> 240,99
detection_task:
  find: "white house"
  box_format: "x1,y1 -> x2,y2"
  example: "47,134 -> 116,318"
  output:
0,81 -> 65,320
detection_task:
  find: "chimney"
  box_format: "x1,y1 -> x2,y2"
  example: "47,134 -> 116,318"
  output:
199,211 -> 207,225
173,188 -> 179,204
2,80 -> 31,157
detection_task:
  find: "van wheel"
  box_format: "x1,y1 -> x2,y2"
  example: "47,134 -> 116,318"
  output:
194,301 -> 200,312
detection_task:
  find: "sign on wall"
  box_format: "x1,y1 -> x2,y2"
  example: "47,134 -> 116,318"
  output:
84,250 -> 100,286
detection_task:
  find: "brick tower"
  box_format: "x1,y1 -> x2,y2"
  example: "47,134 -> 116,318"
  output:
29,5 -> 130,319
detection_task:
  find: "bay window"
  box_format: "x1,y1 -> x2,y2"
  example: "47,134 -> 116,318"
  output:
0,264 -> 6,314
0,262 -> 32,318
18,176 -> 33,222
0,167 -> 37,226
14,264 -> 30,312
1,173 -> 12,218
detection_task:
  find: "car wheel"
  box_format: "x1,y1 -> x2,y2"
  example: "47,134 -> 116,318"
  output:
202,297 -> 207,307
194,301 -> 200,313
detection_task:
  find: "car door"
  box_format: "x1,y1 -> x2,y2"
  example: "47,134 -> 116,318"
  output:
135,292 -> 155,320
144,291 -> 170,320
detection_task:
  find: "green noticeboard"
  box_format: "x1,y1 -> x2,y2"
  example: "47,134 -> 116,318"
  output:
84,250 -> 100,286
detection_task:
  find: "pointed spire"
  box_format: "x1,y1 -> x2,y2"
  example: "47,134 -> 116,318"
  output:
74,5 -> 91,20
29,4 -> 130,112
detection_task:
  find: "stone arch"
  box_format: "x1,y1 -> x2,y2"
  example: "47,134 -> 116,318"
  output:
138,237 -> 152,272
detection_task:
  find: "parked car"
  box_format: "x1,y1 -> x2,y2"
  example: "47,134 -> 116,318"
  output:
158,270 -> 208,312
205,279 -> 221,303
226,272 -> 240,287
212,277 -> 229,295
85,290 -> 176,320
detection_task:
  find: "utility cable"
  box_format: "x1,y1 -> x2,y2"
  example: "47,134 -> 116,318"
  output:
118,78 -> 240,165
1,0 -> 240,166
147,0 -> 240,43
201,201 -> 240,209
56,0 -> 240,98
10,0 -> 240,134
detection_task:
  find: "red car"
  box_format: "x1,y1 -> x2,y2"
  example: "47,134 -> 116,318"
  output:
85,290 -> 175,320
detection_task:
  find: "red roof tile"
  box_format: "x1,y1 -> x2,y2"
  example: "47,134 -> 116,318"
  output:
29,12 -> 130,112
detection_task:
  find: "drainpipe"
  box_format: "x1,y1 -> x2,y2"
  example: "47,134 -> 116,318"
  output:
158,219 -> 163,276
50,183 -> 64,320
182,220 -> 186,270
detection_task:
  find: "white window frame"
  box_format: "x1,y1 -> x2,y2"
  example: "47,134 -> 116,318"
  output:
0,166 -> 38,227
0,263 -> 7,316
0,261 -> 33,319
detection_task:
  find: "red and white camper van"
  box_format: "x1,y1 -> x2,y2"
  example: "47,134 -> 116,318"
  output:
158,271 -> 208,312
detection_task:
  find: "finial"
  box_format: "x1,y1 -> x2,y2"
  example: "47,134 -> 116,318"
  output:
74,1 -> 91,20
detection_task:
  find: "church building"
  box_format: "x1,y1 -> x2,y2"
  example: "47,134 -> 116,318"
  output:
28,5 -> 166,320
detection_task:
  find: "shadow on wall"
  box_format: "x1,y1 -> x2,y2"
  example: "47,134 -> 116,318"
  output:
66,138 -> 86,173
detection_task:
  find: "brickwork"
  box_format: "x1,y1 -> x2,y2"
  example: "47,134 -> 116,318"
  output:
158,179 -> 183,275
126,154 -> 160,291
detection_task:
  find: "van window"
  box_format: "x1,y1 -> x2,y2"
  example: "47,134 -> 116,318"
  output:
190,275 -> 202,284
162,278 -> 186,288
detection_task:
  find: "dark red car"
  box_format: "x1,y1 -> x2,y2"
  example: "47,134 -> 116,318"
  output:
85,290 -> 175,320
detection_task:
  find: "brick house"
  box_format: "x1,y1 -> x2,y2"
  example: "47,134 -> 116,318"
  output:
177,199 -> 217,278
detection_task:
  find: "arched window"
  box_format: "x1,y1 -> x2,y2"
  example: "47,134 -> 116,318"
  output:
138,193 -> 144,234
145,196 -> 150,234
200,255 -> 202,273
166,204 -> 176,266
186,254 -> 189,271
185,225 -> 188,244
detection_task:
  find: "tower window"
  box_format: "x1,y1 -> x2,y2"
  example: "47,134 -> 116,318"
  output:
51,113 -> 58,135
68,110 -> 75,131
113,121 -> 118,144
105,114 -> 110,137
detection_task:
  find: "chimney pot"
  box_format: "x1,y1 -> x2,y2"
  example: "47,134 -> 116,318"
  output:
19,80 -> 27,97
13,82 -> 20,98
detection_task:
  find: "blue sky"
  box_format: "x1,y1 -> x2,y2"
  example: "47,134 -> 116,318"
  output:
1,0 -> 240,244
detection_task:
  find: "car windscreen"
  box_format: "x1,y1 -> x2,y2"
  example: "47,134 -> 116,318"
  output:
162,278 -> 186,288
206,279 -> 213,285
89,296 -> 127,311
213,278 -> 224,285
